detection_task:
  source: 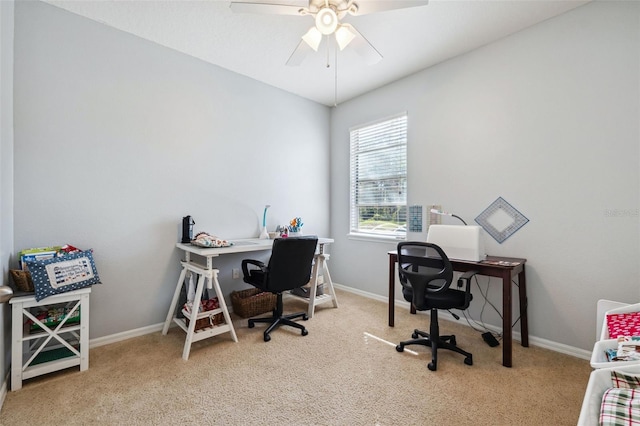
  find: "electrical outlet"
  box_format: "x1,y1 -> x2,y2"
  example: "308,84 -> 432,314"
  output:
232,268 -> 240,279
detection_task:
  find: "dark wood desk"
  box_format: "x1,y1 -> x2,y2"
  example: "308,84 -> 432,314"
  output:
388,251 -> 528,368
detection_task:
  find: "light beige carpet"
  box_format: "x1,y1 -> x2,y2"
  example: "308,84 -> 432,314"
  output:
0,289 -> 591,425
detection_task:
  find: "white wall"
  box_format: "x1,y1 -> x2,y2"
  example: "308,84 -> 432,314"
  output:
8,0 -> 639,356
12,1 -> 331,338
0,0 -> 14,385
329,1 -> 640,351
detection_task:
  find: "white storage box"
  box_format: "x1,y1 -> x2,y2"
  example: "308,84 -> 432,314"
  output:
600,302 -> 640,341
590,338 -> 640,369
578,364 -> 640,426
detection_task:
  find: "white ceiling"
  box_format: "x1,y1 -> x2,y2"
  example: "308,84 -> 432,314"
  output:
43,0 -> 590,106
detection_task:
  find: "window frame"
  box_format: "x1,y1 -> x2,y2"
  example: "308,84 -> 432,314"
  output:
349,112 -> 408,241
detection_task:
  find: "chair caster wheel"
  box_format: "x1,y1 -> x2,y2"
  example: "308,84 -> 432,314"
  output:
301,329 -> 308,336
412,332 -> 419,339
428,362 -> 437,371
396,345 -> 404,352
248,322 -> 255,329
464,356 -> 473,366
302,314 -> 309,321
263,334 -> 271,342
450,336 -> 457,345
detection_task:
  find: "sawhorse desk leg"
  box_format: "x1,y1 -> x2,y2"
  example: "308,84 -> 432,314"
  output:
181,272 -> 207,360
163,261 -> 237,360
162,266 -> 188,336
307,252 -> 339,318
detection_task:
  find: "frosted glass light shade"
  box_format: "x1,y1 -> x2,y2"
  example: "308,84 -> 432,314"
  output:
302,27 -> 323,51
335,24 -> 355,50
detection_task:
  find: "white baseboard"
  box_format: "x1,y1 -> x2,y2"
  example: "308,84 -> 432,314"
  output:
86,283 -> 591,361
89,323 -> 164,348
333,282 -> 592,361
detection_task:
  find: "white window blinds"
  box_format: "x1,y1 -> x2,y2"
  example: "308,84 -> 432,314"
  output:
349,113 -> 407,238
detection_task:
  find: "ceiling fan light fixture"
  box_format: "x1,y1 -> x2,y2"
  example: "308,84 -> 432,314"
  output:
302,26 -> 323,51
315,7 -> 338,35
335,24 -> 355,50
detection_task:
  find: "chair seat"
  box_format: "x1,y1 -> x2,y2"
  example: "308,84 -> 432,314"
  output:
402,287 -> 470,311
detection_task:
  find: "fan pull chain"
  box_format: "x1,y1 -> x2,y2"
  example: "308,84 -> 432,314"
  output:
322,35 -> 338,107
334,41 -> 338,107
326,35 -> 330,68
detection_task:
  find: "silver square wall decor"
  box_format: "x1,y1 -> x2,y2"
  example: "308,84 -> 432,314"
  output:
475,197 -> 529,243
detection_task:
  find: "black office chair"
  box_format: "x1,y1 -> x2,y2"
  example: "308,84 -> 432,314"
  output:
241,236 -> 318,342
395,242 -> 477,371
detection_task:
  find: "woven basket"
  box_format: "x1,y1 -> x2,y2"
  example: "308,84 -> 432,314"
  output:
231,288 -> 276,318
186,312 -> 224,331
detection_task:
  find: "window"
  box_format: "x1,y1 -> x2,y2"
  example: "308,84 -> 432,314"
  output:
350,113 -> 407,238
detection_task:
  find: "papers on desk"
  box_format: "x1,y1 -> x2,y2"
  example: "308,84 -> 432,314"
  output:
480,259 -> 521,267
228,240 -> 260,246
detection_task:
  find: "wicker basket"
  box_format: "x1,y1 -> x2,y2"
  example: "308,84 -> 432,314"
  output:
186,312 -> 225,331
231,288 -> 276,318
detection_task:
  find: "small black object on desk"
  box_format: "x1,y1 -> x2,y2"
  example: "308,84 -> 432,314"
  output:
181,215 -> 194,243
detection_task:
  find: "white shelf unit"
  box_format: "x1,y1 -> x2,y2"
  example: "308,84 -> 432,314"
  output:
162,260 -> 237,360
10,288 -> 90,391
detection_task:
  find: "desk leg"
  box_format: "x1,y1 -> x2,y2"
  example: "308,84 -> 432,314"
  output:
182,273 -> 206,361
306,254 -> 338,318
162,266 -> 188,335
321,255 -> 338,309
502,271 -> 513,368
210,269 -> 238,343
518,266 -> 529,347
388,255 -> 395,327
307,255 -> 321,319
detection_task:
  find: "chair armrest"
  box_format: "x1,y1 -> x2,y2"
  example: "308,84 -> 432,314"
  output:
241,259 -> 266,279
457,271 -> 478,306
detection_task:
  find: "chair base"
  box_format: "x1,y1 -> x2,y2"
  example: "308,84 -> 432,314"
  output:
396,310 -> 472,371
248,311 -> 309,342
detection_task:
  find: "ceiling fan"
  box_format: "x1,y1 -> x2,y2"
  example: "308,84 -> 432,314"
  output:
229,0 -> 429,66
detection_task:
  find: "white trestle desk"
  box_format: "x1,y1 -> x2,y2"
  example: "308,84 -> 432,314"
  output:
162,237 -> 337,360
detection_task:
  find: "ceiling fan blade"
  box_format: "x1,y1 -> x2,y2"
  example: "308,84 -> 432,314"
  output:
229,1 -> 308,16
286,39 -> 315,66
342,24 -> 382,65
346,0 -> 429,16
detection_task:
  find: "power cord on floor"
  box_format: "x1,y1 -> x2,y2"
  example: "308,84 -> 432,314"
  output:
460,275 -> 502,341
458,275 -> 525,346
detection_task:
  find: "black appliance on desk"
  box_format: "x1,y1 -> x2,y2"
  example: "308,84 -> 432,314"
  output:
181,215 -> 195,243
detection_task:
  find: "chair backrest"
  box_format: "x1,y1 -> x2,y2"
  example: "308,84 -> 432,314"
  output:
397,242 -> 454,311
265,236 -> 318,293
